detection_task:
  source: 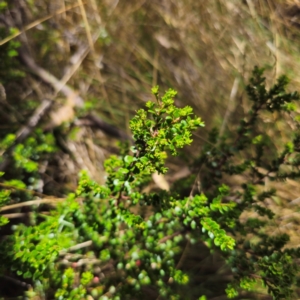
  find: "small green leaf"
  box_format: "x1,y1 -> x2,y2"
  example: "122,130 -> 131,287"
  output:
124,155 -> 135,164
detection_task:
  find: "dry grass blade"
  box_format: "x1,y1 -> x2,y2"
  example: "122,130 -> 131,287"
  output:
0,2 -> 87,46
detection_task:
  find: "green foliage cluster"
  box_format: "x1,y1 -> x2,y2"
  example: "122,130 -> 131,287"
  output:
0,25 -> 24,82
0,129 -> 57,199
195,67 -> 300,299
1,68 -> 300,299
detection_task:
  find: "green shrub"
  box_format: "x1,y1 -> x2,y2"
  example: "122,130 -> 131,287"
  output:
1,68 -> 300,299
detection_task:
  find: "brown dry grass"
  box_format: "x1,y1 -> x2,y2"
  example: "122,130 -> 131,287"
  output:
6,0 -> 298,176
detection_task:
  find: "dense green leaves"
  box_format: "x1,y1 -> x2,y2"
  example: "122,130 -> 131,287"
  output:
1,73 -> 300,299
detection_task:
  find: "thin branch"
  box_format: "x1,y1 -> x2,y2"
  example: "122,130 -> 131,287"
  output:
0,275 -> 31,289
159,231 -> 182,244
18,50 -> 84,107
18,40 -> 130,140
76,114 -> 131,140
1,211 -> 50,219
59,240 -> 93,255
0,182 -> 49,198
0,198 -> 64,212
